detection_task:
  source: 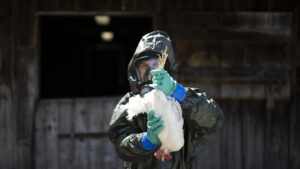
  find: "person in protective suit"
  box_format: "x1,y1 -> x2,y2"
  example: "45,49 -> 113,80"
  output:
108,31 -> 225,169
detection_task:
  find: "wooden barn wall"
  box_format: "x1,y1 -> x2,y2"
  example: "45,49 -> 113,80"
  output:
34,98 -> 292,169
35,97 -> 124,169
0,0 -> 299,169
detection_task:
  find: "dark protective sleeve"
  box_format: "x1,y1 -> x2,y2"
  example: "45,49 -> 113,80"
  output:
181,88 -> 225,134
108,93 -> 158,163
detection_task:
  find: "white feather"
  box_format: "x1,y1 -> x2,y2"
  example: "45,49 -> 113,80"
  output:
125,89 -> 184,153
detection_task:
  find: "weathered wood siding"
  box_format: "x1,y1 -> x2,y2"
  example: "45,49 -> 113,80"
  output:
35,98 -> 292,169
35,97 -> 124,169
0,0 -> 299,169
171,12 -> 292,100
196,99 -> 291,169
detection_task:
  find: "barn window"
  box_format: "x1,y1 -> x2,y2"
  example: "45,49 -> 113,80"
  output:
40,15 -> 152,98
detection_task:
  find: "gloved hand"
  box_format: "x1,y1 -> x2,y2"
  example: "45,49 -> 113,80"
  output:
147,110 -> 164,145
150,68 -> 176,96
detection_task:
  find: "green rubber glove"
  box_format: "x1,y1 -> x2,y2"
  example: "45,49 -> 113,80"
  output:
150,68 -> 176,96
147,110 -> 164,145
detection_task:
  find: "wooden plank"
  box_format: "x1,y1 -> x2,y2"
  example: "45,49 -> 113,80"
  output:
17,0 -> 35,48
195,132 -> 222,169
289,8 -> 299,169
264,100 -> 289,169
0,0 -> 12,82
88,97 -> 121,133
73,98 -> 88,169
73,0 -> 82,11
121,0 -> 135,11
80,0 -> 110,11
106,137 -> 124,169
59,139 -> 72,169
108,0 -> 122,10
166,12 -> 292,41
174,40 -> 289,70
88,97 -> 122,169
87,98 -> 103,133
58,99 -> 73,134
74,98 -> 89,133
58,99 -> 74,169
37,0 -> 59,11
55,97 -> 122,169
58,0 -> 75,11
179,82 -> 221,99
69,99 -> 76,169
103,97 -> 121,132
222,83 -> 289,99
220,99 -> 242,169
242,100 -> 264,169
0,96 -> 7,168
89,138 -> 102,169
44,100 -> 59,169
292,99 -> 300,169
12,0 -> 37,169
175,40 -> 289,77
221,83 -> 251,98
181,81 -> 289,99
89,137 -> 124,169
74,138 -> 89,169
0,85 -> 13,169
35,100 -> 47,169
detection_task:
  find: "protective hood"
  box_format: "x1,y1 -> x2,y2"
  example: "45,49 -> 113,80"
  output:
128,31 -> 177,94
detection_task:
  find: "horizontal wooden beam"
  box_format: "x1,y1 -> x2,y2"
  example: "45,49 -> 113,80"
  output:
167,12 -> 292,42
36,11 -> 152,17
57,132 -> 108,139
178,66 -> 290,83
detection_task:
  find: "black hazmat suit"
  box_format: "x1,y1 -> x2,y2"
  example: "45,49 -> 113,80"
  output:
108,31 -> 225,169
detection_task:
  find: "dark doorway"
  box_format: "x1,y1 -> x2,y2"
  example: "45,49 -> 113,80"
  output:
40,15 -> 152,98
